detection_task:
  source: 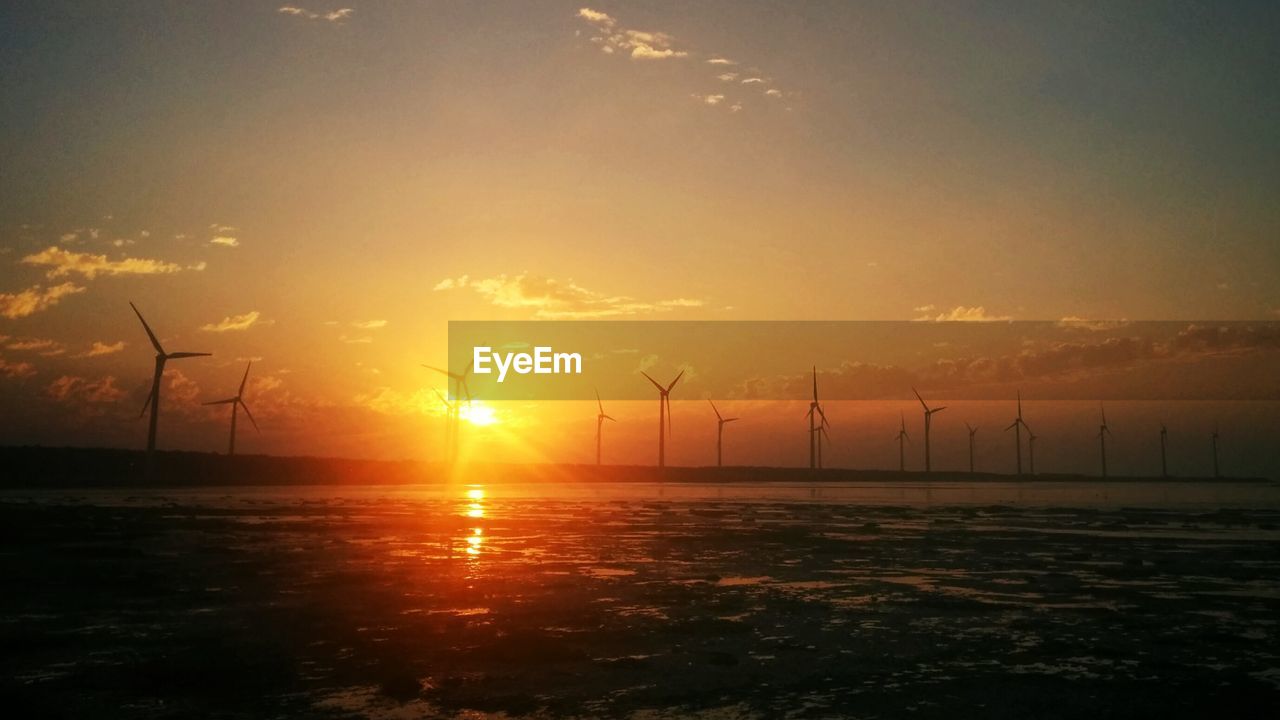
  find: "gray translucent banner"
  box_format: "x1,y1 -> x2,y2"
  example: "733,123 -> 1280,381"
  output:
445,321 -> 1280,401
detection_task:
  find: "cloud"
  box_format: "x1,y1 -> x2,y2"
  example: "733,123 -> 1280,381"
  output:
339,335 -> 373,344
433,272 -> 705,319
210,236 -> 239,248
0,283 -> 85,319
201,311 -> 263,332
0,357 -> 36,379
278,6 -> 353,21
577,10 -> 689,60
716,73 -> 738,81
707,57 -> 736,65
764,88 -> 782,97
741,77 -> 765,84
47,375 -> 125,405
79,341 -> 126,357
576,8 -> 615,26
6,338 -> 60,353
21,246 -> 182,279
697,94 -> 726,106
351,320 -> 388,329
915,305 -> 1013,322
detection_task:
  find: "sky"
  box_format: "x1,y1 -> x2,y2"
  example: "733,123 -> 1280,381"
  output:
0,1 -> 1277,473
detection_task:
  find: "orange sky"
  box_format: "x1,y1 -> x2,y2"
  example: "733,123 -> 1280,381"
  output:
1,3 -> 1278,475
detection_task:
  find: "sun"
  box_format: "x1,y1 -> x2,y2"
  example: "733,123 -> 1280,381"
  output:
460,402 -> 498,426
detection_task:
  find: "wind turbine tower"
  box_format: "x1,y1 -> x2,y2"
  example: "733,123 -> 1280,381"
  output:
708,400 -> 738,468
913,388 -> 946,473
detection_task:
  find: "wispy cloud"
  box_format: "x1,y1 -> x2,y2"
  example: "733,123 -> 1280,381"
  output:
21,246 -> 183,279
47,375 -> 125,405
576,8 -> 689,60
278,6 -> 353,22
79,340 -> 126,357
434,272 -> 704,319
339,335 -> 373,344
0,357 -> 37,379
707,57 -> 736,65
6,338 -> 61,353
201,311 -> 263,333
351,319 -> 388,330
696,94 -> 726,106
210,236 -> 239,248
0,283 -> 85,319
914,305 -> 1013,322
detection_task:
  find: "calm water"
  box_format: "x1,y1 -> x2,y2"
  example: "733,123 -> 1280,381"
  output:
3,481 -> 1279,718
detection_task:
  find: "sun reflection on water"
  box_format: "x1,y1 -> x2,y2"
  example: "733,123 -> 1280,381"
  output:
462,486 -> 486,558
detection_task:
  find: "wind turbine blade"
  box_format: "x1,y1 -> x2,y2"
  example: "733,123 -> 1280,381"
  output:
912,387 -> 928,411
602,414 -> 616,422
640,371 -> 664,392
202,398 -> 237,405
666,370 -> 684,393
934,406 -> 947,413
812,366 -> 818,402
725,417 -> 738,423
462,359 -> 474,379
1004,421 -> 1017,431
432,389 -> 453,409
140,386 -> 155,418
168,352 -> 212,359
240,401 -> 259,431
239,362 -> 252,395
708,399 -> 722,421
423,365 -> 462,381
130,302 -> 165,354
596,388 -> 604,415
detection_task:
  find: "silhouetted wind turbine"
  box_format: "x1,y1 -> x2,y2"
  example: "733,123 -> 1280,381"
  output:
131,302 -> 211,454
708,400 -> 738,468
202,362 -> 258,456
896,413 -> 911,472
806,367 -> 828,469
425,361 -> 472,464
816,421 -> 831,469
965,422 -> 978,474
1005,391 -> 1029,475
595,389 -> 615,465
1098,403 -> 1111,478
1211,425 -> 1221,479
641,370 -> 682,468
1159,423 -> 1169,478
912,388 -> 946,473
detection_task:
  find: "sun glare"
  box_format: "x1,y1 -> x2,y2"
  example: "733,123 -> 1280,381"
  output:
460,402 -> 498,426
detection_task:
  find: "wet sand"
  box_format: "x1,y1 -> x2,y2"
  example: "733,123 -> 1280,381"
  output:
3,483 -> 1279,718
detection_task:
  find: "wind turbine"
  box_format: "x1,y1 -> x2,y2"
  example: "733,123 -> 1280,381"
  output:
965,422 -> 978,473
708,400 -> 738,468
1159,423 -> 1169,478
131,302 -> 211,454
1005,391 -> 1029,475
1211,425 -> 1220,479
424,361 -> 472,464
641,370 -> 683,468
806,367 -> 829,469
1098,404 -> 1111,478
896,413 -> 911,472
912,388 -> 946,473
595,389 -> 615,465
202,362 -> 258,456
815,418 -> 832,469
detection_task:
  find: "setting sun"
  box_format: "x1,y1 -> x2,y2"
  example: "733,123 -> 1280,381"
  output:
460,403 -> 498,427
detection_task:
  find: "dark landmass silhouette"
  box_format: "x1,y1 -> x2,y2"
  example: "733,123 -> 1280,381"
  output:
0,446 -> 1269,488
